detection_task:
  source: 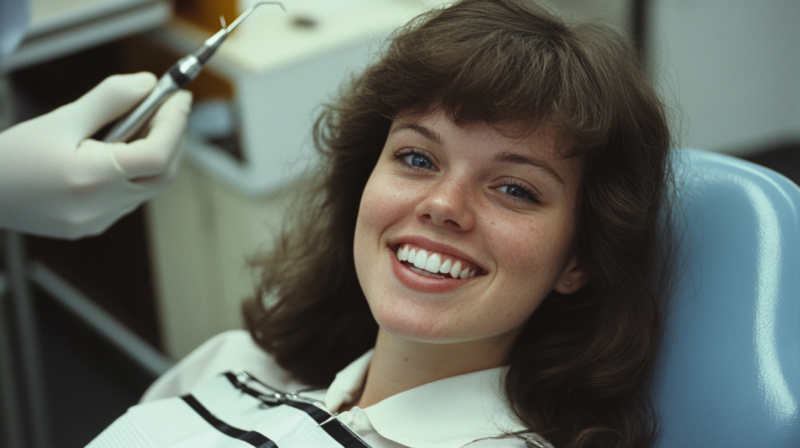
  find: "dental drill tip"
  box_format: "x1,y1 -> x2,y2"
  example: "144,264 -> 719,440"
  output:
220,15 -> 227,29
226,2 -> 285,33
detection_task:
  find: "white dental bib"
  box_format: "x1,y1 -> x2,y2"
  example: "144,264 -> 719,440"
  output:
87,330 -> 552,448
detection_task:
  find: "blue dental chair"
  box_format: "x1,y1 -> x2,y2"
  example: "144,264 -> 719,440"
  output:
652,149 -> 800,447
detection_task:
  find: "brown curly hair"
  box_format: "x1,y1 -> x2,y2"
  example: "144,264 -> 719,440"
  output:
244,1 -> 674,447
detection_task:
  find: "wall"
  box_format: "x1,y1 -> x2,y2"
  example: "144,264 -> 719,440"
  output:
542,0 -> 630,36
648,0 -> 800,155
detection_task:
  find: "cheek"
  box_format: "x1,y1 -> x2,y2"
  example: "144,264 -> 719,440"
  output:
488,216 -> 575,285
354,177 -> 389,250
356,170 -> 419,238
353,173 -> 406,279
353,180 -> 379,274
487,218 -> 547,266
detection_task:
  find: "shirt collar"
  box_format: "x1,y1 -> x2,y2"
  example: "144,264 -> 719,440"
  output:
324,349 -> 527,448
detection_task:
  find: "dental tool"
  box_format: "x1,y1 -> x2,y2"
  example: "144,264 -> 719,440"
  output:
103,1 -> 285,143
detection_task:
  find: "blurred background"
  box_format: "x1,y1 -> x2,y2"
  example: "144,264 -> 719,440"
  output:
0,0 -> 798,446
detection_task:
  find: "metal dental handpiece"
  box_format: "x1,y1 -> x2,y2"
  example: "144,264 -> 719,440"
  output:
104,2 -> 285,143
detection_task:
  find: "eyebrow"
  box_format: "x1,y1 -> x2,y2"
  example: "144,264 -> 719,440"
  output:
493,152 -> 564,185
389,123 -> 443,145
390,123 -> 564,185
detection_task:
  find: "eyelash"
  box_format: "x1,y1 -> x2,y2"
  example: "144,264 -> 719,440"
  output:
497,180 -> 541,204
394,148 -> 436,172
392,148 -> 541,205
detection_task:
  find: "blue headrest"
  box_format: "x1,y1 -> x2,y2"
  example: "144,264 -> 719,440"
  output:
653,149 -> 800,447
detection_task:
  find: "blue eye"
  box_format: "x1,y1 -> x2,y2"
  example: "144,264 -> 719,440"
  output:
397,150 -> 435,170
497,183 -> 539,203
408,154 -> 433,169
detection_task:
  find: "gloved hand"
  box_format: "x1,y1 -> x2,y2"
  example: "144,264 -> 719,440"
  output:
0,72 -> 193,239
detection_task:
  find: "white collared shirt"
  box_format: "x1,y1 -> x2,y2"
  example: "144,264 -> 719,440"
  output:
136,330 -> 552,448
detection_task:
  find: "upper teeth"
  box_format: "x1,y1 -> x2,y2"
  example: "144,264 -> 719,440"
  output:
396,245 -> 477,279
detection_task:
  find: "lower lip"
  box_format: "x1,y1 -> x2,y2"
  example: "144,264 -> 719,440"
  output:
390,248 -> 474,293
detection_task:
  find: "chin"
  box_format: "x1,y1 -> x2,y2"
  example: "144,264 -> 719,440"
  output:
375,308 -> 492,345
373,308 -> 458,343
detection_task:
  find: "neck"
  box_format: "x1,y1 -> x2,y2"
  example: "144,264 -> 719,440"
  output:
354,329 -> 517,409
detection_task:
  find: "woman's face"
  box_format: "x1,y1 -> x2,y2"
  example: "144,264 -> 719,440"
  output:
353,109 -> 586,347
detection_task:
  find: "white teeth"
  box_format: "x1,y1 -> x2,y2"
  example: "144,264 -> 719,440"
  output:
450,261 -> 462,278
398,245 -> 409,261
424,253 -> 441,273
398,245 -> 480,280
413,249 -> 428,268
409,266 -> 446,278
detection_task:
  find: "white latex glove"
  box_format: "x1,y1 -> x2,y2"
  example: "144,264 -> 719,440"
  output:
0,72 -> 193,239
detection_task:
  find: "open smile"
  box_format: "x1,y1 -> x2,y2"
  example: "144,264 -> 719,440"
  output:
387,241 -> 486,295
395,243 -> 484,279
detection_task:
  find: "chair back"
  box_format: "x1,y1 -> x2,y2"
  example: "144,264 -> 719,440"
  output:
653,149 -> 800,447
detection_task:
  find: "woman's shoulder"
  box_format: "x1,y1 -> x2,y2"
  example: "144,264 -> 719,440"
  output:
140,330 -> 304,402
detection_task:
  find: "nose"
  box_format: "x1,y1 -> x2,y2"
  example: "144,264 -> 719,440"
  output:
415,178 -> 475,231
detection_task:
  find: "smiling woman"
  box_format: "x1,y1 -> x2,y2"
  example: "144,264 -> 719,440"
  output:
94,1 -> 674,448
237,0 -> 674,444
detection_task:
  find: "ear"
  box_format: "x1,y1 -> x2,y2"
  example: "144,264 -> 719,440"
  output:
553,252 -> 588,295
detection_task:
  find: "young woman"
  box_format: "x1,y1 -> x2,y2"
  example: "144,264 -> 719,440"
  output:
93,1 -> 674,447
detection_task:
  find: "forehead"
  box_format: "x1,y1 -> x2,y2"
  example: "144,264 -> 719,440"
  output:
391,109 -> 559,150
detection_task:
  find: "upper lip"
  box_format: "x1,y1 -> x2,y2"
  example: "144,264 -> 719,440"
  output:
388,235 -> 486,273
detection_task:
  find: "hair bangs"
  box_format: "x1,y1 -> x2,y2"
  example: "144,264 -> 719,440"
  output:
374,4 -> 623,160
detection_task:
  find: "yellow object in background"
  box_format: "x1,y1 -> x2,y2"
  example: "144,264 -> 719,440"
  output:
175,0 -> 239,33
